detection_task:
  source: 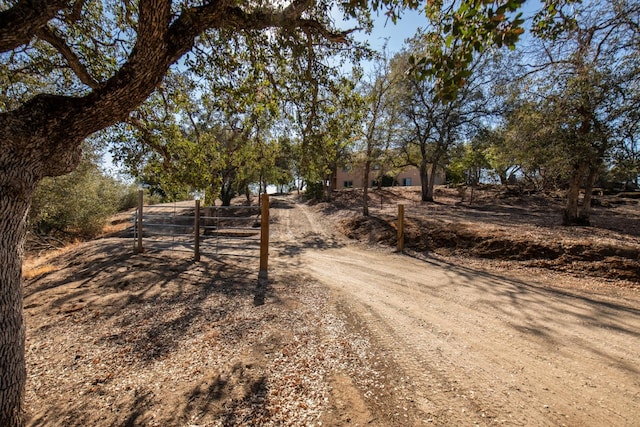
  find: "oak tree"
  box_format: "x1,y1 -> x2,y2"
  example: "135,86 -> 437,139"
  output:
0,2 -> 356,424
390,35 -> 495,202
523,0 -> 640,224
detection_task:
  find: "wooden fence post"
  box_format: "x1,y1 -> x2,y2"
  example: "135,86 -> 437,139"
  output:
397,204 -> 405,253
136,189 -> 144,254
194,199 -> 200,261
259,194 -> 270,283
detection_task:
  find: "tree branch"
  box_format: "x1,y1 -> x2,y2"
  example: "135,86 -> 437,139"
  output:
66,0 -> 87,24
298,19 -> 358,43
283,0 -> 315,20
2,0 -> 355,177
36,25 -> 101,90
83,0 -> 351,128
0,0 -> 70,53
126,115 -> 172,168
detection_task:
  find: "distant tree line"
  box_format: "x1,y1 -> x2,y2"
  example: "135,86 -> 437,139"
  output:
355,0 -> 639,225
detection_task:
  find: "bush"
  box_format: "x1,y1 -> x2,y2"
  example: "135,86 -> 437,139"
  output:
305,181 -> 325,201
30,159 -> 130,239
118,186 -> 140,211
117,187 -> 165,210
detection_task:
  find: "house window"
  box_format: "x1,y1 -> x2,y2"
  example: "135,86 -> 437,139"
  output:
344,180 -> 353,188
402,178 -> 412,186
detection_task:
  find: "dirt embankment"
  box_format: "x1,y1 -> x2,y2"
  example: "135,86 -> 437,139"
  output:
328,186 -> 640,283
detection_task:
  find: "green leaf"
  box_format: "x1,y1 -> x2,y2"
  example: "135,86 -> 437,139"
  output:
445,34 -> 454,48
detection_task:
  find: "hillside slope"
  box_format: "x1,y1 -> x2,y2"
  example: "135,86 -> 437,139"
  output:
326,186 -> 640,284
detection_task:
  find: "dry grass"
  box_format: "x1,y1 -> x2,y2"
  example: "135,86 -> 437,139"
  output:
327,185 -> 640,283
23,239 -> 375,427
22,264 -> 60,280
101,211 -> 134,236
22,242 -> 79,279
23,209 -> 134,279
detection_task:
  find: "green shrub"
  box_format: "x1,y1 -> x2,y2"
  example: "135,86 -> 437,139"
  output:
305,181 -> 325,201
30,160 -> 129,238
118,186 -> 140,211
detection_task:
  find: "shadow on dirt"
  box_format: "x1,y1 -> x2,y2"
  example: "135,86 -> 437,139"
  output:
275,233 -> 345,259
24,236 -> 299,426
24,238 -> 266,363
404,250 -> 640,375
342,213 -> 640,282
269,197 -> 346,259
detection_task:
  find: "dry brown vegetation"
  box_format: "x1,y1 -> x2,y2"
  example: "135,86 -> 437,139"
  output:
24,240 -> 370,426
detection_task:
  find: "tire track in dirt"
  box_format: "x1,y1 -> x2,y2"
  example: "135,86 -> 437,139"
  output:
304,250 -> 517,425
269,196 -> 640,426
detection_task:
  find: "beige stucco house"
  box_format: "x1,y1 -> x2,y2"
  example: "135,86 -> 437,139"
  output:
332,161 -> 445,190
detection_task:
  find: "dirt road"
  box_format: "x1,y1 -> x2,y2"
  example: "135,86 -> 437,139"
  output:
270,196 -> 640,426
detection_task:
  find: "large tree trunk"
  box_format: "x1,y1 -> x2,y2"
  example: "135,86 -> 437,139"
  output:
0,7 -> 178,420
0,203 -> 28,427
0,103 -> 84,425
220,183 -> 234,207
420,158 -> 432,202
579,165 -> 599,225
563,162 -> 589,226
244,184 -> 251,205
0,98 -> 85,425
0,161 -> 38,427
426,163 -> 438,201
363,160 -> 371,216
325,177 -> 333,202
498,171 -> 508,188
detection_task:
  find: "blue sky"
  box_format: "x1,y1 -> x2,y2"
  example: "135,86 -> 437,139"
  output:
344,2 -> 543,56
354,8 -> 426,54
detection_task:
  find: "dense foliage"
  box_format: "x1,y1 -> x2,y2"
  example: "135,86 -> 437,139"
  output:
351,0 -> 639,225
29,151 -> 135,239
